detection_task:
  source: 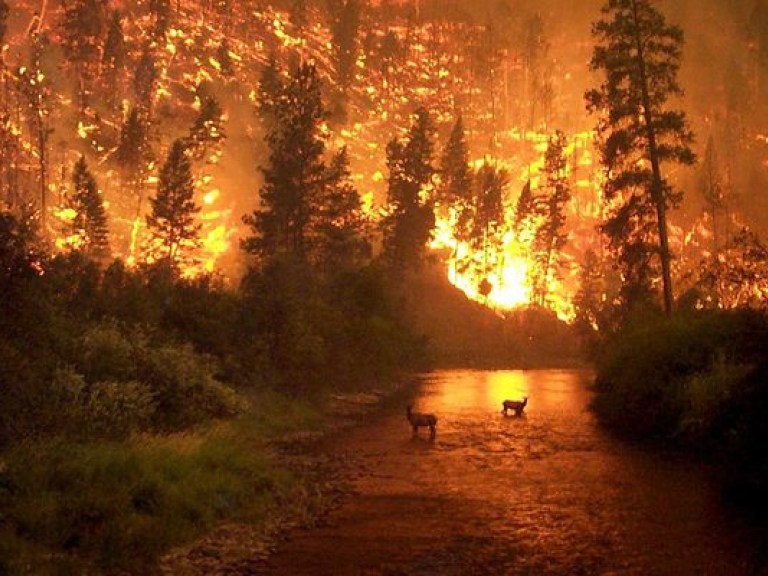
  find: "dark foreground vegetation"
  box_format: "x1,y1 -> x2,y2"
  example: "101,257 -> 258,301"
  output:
1,210 -> 579,573
0,217 -> 428,573
591,308 -> 768,511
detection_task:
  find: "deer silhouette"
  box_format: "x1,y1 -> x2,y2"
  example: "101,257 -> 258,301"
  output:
501,397 -> 528,417
406,405 -> 437,438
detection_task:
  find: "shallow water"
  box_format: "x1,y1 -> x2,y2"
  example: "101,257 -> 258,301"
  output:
266,370 -> 767,575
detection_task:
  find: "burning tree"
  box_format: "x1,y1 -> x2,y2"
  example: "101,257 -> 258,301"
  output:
186,96 -> 225,162
18,31 -> 53,229
327,0 -> 362,119
381,107 -> 436,273
437,115 -> 473,238
63,156 -> 110,259
61,0 -> 105,110
146,139 -> 201,272
530,130 -> 571,307
101,11 -> 127,110
586,0 -> 695,316
469,160 -> 508,298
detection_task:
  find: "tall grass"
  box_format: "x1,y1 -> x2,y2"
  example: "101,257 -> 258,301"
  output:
0,417 -> 296,574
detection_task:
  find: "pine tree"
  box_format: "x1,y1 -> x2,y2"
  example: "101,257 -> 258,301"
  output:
243,62 -> 328,263
257,55 -> 284,130
381,107 -> 436,271
327,0 -> 361,118
146,140 -> 201,270
522,13 -> 554,128
186,96 -> 225,161
116,108 -> 150,177
133,50 -> 157,113
438,115 -> 473,239
470,161 -> 508,297
586,0 -> 695,315
291,0 -> 309,36
149,0 -> 172,41
102,11 -> 126,75
327,0 -> 361,89
216,39 -> 235,77
531,130 -> 571,306
513,180 -> 536,239
18,33 -> 53,228
68,156 -> 109,258
313,147 -> 370,271
61,0 -> 104,109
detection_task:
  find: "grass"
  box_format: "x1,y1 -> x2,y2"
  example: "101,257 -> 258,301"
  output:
0,392 -> 328,575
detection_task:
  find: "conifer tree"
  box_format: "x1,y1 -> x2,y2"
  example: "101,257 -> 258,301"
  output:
438,115 -> 473,241
470,161 -> 508,297
243,62 -> 327,263
133,50 -> 157,113
522,13 -> 554,128
216,39 -> 235,77
531,130 -> 571,306
513,180 -> 536,239
116,108 -> 150,177
61,0 -> 104,109
101,10 -> 126,77
68,156 -> 109,258
146,140 -> 200,270
586,0 -> 695,315
186,96 -> 225,161
291,0 -> 309,36
327,0 -> 361,90
381,107 -> 436,271
18,33 -> 53,227
149,0 -> 172,41
313,147 -> 370,271
257,55 -> 284,131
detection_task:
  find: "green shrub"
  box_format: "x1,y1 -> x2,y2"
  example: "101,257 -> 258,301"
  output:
137,344 -> 244,429
592,309 -> 768,439
31,367 -> 156,441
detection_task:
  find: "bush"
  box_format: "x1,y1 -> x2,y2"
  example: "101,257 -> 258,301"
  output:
591,309 -> 768,439
137,344 -> 244,429
26,367 -> 156,441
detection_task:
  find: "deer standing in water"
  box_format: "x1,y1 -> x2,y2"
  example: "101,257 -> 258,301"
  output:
406,405 -> 437,438
501,397 -> 528,417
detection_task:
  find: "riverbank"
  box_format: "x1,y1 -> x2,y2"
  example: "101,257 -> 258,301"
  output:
0,379 -> 417,575
157,379 -> 417,575
590,308 -> 768,513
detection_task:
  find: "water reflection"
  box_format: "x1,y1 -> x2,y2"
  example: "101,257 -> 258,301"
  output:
266,370 -> 766,576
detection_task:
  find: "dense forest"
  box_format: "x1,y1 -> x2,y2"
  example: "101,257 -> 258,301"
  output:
2,0 -> 768,572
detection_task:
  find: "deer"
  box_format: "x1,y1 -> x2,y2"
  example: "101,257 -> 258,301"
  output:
501,396 -> 528,417
406,405 -> 437,438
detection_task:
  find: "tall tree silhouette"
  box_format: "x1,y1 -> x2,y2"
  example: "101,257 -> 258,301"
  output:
438,115 -> 473,243
586,0 -> 695,315
146,140 -> 200,271
381,107 -> 436,272
313,147 -> 370,272
186,96 -> 225,161
243,62 -> 328,264
61,0 -> 104,109
469,160 -> 508,297
531,130 -> 571,307
67,156 -> 109,258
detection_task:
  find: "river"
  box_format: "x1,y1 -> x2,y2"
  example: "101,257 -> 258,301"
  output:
265,369 -> 767,575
